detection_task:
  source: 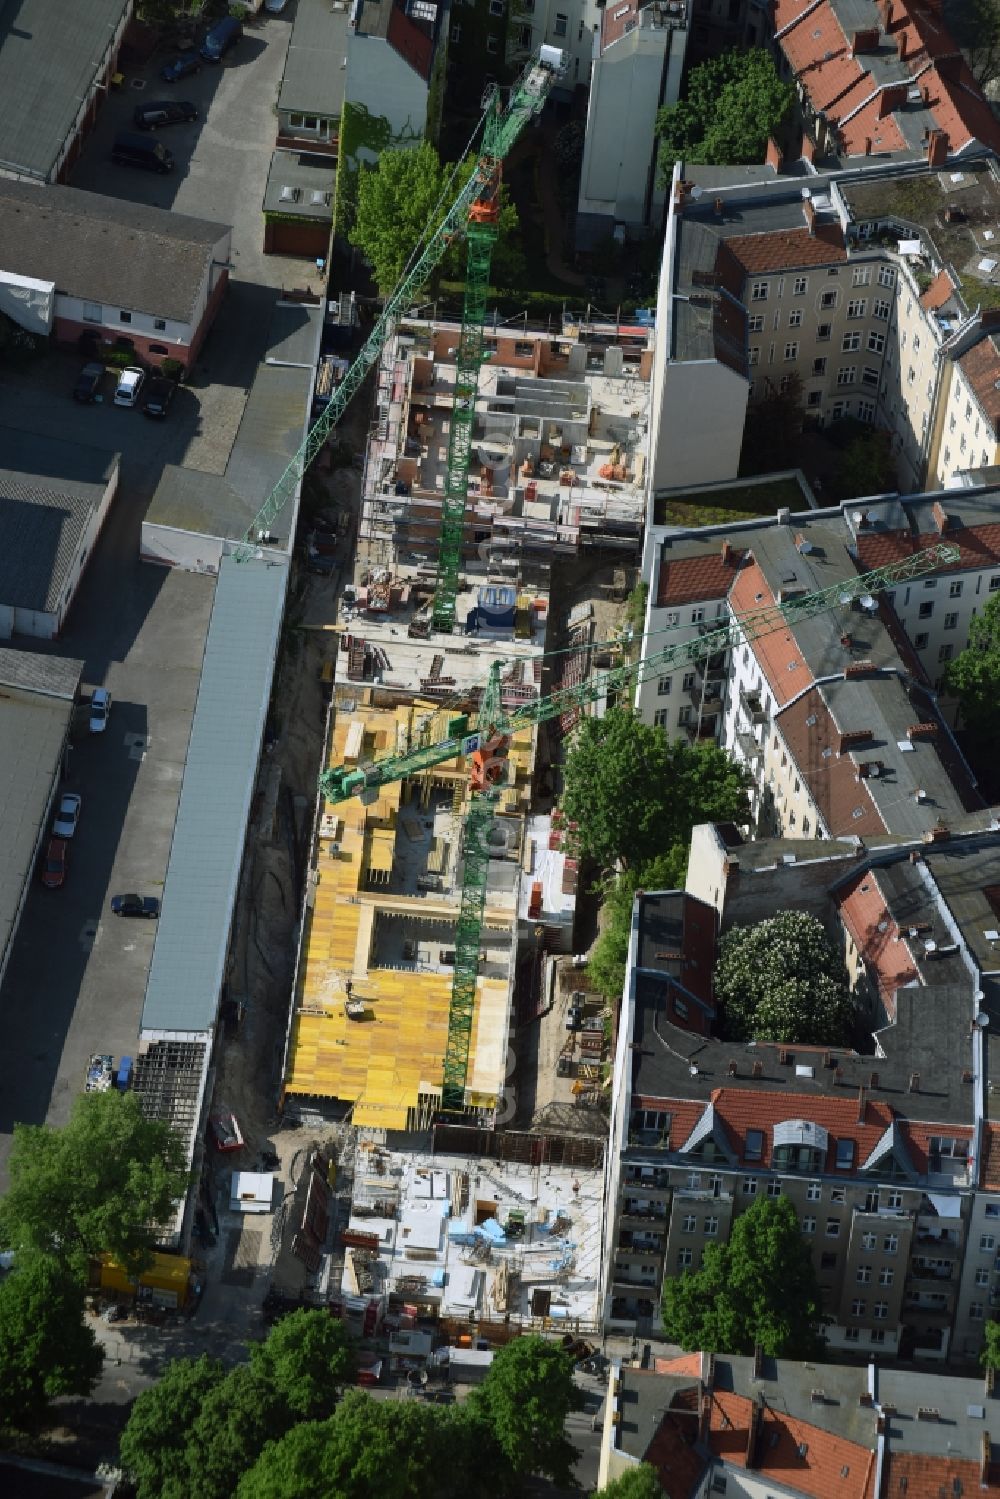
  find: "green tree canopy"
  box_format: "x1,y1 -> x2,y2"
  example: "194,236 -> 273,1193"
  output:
467,1335 -> 580,1488
120,1355 -> 226,1499
0,1091 -> 189,1279
714,910 -> 854,1045
656,50 -> 796,173
349,143 -> 522,297
982,1320 -> 1000,1370
249,1308 -> 356,1422
599,1465 -> 667,1499
662,1197 -> 825,1358
561,709 -> 750,873
0,1256 -> 103,1430
588,851 -> 688,1000
944,591 -> 1000,744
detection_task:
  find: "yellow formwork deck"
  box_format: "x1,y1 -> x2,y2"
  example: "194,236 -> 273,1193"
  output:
282,700 -> 525,1128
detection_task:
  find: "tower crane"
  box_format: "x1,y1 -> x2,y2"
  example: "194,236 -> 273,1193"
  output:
320,540 -> 960,1113
234,46 -> 567,569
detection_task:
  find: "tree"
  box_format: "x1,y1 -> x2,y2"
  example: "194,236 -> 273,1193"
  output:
185,1364 -> 292,1499
599,1466 -> 667,1499
714,910 -> 855,1045
249,1308 -> 355,1421
662,1197 -> 825,1358
588,851 -> 688,1000
467,1335 -> 580,1488
656,50 -> 795,174
0,1257 -> 103,1430
0,1091 -> 189,1279
120,1355 -> 226,1499
350,143 -> 522,297
944,591 -> 1000,744
561,710 -> 750,873
945,0 -> 1000,89
981,1320 -> 1000,1370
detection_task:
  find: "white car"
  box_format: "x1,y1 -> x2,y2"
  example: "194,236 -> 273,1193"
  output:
90,687 -> 112,734
114,367 -> 145,407
53,793 -> 82,838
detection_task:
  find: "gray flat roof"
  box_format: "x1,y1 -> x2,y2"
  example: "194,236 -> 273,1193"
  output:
263,151 -> 335,225
265,297 -> 326,369
141,556 -> 289,1035
278,0 -> 348,118
224,361 -> 316,525
0,427 -> 118,612
0,0 -> 129,181
0,178 -> 228,323
0,651 -> 82,977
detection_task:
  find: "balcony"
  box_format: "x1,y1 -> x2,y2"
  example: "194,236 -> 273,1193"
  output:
687,681 -> 723,711
612,1269 -> 660,1291
683,719 -> 720,744
914,1230 -> 960,1253
739,687 -> 768,726
737,730 -> 763,764
907,1263 -> 955,1284
903,1301 -> 953,1324
621,1207 -> 668,1226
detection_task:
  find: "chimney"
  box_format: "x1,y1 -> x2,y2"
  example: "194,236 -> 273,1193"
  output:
840,727 -> 874,753
878,82 -> 908,119
729,1060 -> 739,1076
746,1394 -> 764,1470
907,721 -> 939,741
803,197 -> 816,237
936,52 -> 962,83
845,660 -> 877,678
714,197 -> 724,217
698,1383 -> 712,1443
852,27 -> 880,54
766,137 -> 783,173
909,849 -> 922,864
869,1070 -> 879,1089
927,129 -> 949,167
752,1060 -> 763,1079
932,500 -> 950,534
834,1066 -> 844,1086
857,1085 -> 867,1123
841,632 -> 854,649
982,1432 -> 991,1488
865,137 -> 873,156
909,1071 -> 920,1093
926,820 -> 951,843
980,307 -> 1000,332
753,1344 -> 764,1378
721,539 -> 734,567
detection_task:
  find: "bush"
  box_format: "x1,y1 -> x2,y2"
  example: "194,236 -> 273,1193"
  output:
159,357 -> 185,381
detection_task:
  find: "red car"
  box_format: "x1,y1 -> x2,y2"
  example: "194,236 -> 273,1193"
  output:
41,838 -> 68,889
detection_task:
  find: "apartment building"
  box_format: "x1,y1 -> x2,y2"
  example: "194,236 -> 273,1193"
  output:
599,1350 -> 1000,1497
504,0 -> 601,93
604,814 -> 1000,1362
652,152 -> 1000,497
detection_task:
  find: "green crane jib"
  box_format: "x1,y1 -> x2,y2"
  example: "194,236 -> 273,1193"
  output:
233,48 -> 566,566
320,539 -> 959,1112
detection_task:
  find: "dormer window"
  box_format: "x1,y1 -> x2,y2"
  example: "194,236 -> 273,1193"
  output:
745,1129 -> 764,1163
836,1139 -> 856,1171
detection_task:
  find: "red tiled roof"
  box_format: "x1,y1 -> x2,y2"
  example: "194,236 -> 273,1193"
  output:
654,1353 -> 703,1377
926,63 -> 1000,154
656,550 -> 742,607
903,1120 -> 974,1176
630,1097 -> 706,1143
725,224 -> 847,276
730,560 -> 814,707
855,523 -> 1000,573
980,1121 -> 1000,1189
777,689 -> 885,839
644,1404 -> 708,1498
958,334 -> 1000,438
836,95 -> 906,159
920,267 -> 958,312
881,1452 -> 983,1499
707,1391 -> 876,1499
837,869 -> 918,1012
708,1087 -> 897,1170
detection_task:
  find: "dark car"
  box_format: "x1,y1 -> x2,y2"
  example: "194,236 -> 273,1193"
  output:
111,893 -> 160,919
142,377 -> 176,419
73,362 -> 104,403
111,131 -> 174,174
133,100 -> 198,130
161,54 -> 201,83
41,839 -> 68,890
200,15 -> 242,62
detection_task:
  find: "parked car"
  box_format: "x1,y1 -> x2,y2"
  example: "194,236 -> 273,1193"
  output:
114,368 -> 144,408
133,100 -> 198,130
90,687 -> 112,733
53,793 -> 82,839
264,0 -> 292,11
73,362 -> 104,404
142,376 -> 176,419
111,893 -> 160,919
160,54 -> 202,83
41,839 -> 68,889
200,15 -> 242,62
110,131 -> 174,174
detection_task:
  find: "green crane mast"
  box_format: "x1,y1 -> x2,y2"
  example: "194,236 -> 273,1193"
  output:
322,538 -> 959,1112
233,48 -> 566,566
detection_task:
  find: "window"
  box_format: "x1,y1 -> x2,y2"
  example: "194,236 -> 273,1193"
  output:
812,357 -> 827,376
678,1249 -> 693,1269
788,309 -> 803,328
748,348 -> 761,367
154,318 -> 167,332
908,366 -> 916,385
870,1329 -> 886,1345
980,1235 -> 996,1253
489,0 -> 504,10
858,399 -> 876,423
938,644 -> 954,663
666,610 -> 680,626
793,276 -> 808,295
807,392 -> 822,408
784,341 -> 799,361
553,11 -> 568,35
991,576 -> 1000,591
944,612 -> 958,630
486,33 -> 498,51
878,266 -> 895,287
751,281 -> 769,302
767,1180 -> 782,1198
682,1215 -> 696,1233
949,414 -> 957,433
745,1129 -> 764,1162
657,677 -> 672,696
845,1327 -> 860,1342
862,367 -> 879,387
971,1302 -> 986,1320
674,997 -> 688,1019
874,1301 -> 889,1320
818,322 -> 832,341
742,1177 -> 758,1195
831,1188 -> 846,1205
886,1190 -> 903,1209
450,22 -> 461,40
682,672 -> 696,691
748,314 -> 764,333
842,331 -> 861,352
861,1232 -> 876,1250
874,297 -> 891,320
851,1298 -> 867,1317
515,22 -> 531,43
914,632 -> 929,650
690,608 -> 704,624
678,707 -> 692,726
884,1234 -> 899,1254
653,709 -> 668,729
826,1218 -> 841,1237
119,310 -> 132,324
975,1268 -> 990,1287
949,580 -> 963,598
148,343 -> 168,356
847,298 -> 867,318
913,334 -> 921,353
821,290 -> 838,309
852,266 -> 871,286
821,1251 -> 837,1270
835,1139 -> 856,1170
879,1267 -> 894,1286
705,1216 -> 719,1236
857,1265 -> 872,1283
918,601 -> 934,619
868,331 -> 885,354
802,1215 -> 816,1234
712,1477 -> 728,1496
838,367 -> 856,386
806,1181 -> 822,1202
